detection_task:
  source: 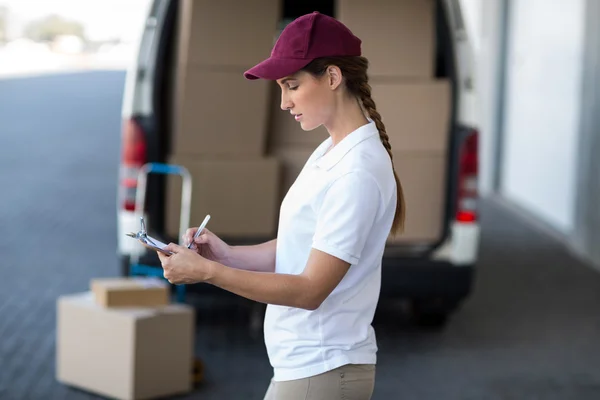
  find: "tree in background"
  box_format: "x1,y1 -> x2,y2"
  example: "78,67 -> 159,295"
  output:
23,14 -> 86,43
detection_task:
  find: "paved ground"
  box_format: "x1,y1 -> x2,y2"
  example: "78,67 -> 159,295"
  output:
2,71 -> 600,400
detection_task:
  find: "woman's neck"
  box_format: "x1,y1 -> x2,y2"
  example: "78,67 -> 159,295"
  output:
323,96 -> 370,147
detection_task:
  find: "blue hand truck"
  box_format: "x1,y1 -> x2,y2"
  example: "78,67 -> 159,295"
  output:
129,162 -> 193,303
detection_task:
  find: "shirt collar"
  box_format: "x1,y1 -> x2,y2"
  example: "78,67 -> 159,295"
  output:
314,121 -> 379,171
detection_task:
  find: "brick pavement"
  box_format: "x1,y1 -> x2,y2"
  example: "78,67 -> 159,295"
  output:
2,72 -> 600,400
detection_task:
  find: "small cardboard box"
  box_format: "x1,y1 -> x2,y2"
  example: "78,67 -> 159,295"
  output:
337,0 -> 435,78
172,67 -> 270,157
56,292 -> 194,400
90,277 -> 169,308
165,155 -> 280,239
371,80 -> 451,153
176,0 -> 280,68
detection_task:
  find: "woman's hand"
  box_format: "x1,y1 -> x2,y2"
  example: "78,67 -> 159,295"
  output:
157,243 -> 216,285
183,227 -> 231,264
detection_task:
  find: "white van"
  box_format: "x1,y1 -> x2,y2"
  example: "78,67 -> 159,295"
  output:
117,0 -> 480,328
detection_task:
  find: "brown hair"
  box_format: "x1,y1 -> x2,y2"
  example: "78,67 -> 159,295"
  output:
301,56 -> 406,235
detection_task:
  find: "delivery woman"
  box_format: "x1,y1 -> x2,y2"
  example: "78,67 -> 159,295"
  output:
157,11 -> 405,400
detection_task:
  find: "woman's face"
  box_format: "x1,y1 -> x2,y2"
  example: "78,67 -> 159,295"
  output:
276,71 -> 333,131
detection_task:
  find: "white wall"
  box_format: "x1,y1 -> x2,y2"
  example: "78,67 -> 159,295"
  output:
500,0 -> 585,233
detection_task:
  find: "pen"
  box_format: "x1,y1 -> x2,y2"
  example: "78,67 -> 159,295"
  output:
188,214 -> 211,249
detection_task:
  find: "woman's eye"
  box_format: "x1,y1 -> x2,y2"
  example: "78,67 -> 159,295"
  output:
288,85 -> 298,91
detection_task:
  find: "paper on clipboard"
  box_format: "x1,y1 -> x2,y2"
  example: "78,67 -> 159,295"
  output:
138,235 -> 173,255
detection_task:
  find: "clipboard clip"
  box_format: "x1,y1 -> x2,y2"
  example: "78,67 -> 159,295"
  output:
126,217 -> 149,240
126,217 -> 173,255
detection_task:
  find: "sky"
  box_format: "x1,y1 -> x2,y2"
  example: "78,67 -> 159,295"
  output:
0,0 -> 152,42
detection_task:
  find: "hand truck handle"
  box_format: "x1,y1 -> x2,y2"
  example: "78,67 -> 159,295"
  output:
134,162 -> 193,245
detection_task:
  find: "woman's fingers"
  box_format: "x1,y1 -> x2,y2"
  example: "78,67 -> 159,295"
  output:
183,228 -> 198,247
194,232 -> 209,244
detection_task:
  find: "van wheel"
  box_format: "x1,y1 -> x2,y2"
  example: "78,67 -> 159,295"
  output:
409,298 -> 457,330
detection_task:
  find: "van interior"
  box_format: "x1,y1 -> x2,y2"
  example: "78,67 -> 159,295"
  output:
143,0 -> 458,259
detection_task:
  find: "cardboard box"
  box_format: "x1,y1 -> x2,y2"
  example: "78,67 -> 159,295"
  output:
90,277 -> 169,308
172,67 -> 270,156
267,82 -> 330,149
176,0 -> 280,68
371,80 -> 451,153
337,0 -> 435,78
387,152 -> 447,243
270,147 -> 314,200
56,292 -> 194,400
165,155 -> 280,239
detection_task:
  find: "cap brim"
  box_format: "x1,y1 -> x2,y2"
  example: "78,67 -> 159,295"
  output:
244,57 -> 313,80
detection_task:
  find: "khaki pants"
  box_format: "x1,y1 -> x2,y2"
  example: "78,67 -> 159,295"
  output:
263,364 -> 375,400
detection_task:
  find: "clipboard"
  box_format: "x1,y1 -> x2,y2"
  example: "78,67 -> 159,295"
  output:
126,217 -> 173,256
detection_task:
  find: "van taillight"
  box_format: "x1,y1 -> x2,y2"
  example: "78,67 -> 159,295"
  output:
456,129 -> 478,223
120,119 -> 147,211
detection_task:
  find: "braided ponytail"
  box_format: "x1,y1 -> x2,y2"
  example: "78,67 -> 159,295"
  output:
302,56 -> 406,235
357,82 -> 406,234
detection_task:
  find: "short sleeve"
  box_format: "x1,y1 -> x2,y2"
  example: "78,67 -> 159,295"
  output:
312,172 -> 381,265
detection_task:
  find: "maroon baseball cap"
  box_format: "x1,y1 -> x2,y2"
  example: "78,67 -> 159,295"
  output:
244,11 -> 362,81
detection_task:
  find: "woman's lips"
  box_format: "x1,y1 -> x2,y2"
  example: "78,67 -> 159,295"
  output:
294,114 -> 302,121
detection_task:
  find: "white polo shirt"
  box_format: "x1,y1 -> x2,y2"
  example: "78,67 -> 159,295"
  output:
265,120 -> 397,381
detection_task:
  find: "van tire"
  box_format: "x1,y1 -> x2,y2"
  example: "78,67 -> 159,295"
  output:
409,298 -> 459,330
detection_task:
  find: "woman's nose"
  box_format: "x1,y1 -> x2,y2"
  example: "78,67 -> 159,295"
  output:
280,95 -> 293,111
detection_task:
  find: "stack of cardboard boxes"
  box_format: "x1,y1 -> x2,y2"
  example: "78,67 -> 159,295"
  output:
165,0 -> 282,240
56,278 -> 195,400
337,0 -> 450,243
168,0 -> 450,244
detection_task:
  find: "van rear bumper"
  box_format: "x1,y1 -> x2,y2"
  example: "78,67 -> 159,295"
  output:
380,258 -> 475,300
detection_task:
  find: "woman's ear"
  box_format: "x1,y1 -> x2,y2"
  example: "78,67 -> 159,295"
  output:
327,66 -> 343,90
